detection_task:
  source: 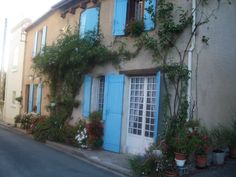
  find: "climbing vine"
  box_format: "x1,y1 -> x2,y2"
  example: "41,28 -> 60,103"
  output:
33,30 -> 130,119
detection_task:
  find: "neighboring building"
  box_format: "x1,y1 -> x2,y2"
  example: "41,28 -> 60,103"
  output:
22,0 -> 236,155
3,19 -> 31,124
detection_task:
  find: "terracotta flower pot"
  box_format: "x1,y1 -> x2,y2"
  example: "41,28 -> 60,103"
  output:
230,146 -> 236,159
175,152 -> 187,160
175,152 -> 187,167
196,154 -> 207,168
165,170 -> 177,177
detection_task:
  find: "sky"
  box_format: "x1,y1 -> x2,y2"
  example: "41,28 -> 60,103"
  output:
0,0 -> 61,71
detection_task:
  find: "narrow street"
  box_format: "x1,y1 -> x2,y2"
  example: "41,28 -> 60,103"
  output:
0,126 -> 121,177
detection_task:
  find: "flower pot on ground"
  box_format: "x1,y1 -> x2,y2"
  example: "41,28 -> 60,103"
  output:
212,150 -> 225,165
210,126 -> 230,165
165,170 -> 178,177
229,146 -> 236,159
196,155 -> 207,168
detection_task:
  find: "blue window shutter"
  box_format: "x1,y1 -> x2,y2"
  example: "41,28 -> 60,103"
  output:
144,0 -> 157,30
113,0 -> 128,36
103,74 -> 124,153
82,75 -> 92,118
80,7 -> 99,37
33,31 -> 38,57
41,26 -> 47,50
28,84 -> 34,112
154,71 -> 161,142
36,84 -> 43,114
85,8 -> 99,33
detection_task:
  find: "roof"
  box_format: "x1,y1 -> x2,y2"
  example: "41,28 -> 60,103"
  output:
25,0 -> 79,32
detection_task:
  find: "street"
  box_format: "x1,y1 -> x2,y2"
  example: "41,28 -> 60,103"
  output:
0,127 -> 121,177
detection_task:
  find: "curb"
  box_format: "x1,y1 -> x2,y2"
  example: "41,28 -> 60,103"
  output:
46,141 -> 131,177
0,122 -> 131,177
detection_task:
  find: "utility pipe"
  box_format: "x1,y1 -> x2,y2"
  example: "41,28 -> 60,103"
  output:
187,0 -> 196,119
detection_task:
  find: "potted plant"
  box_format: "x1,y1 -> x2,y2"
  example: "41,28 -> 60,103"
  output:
86,111 -> 103,149
228,120 -> 236,158
210,126 -> 229,165
125,19 -> 144,37
192,130 -> 209,168
169,127 -> 190,167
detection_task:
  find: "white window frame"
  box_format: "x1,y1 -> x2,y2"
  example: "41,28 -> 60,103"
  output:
127,76 -> 156,138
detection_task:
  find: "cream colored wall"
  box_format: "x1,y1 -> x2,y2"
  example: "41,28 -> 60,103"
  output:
3,20 -> 31,124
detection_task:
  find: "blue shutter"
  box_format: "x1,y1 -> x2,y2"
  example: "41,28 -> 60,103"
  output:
85,8 -> 99,33
28,84 -> 34,112
144,0 -> 157,30
36,84 -> 43,114
113,0 -> 128,36
80,7 -> 99,37
33,31 -> 38,57
41,26 -> 47,51
154,71 -> 161,142
82,75 -> 92,118
103,74 -> 124,153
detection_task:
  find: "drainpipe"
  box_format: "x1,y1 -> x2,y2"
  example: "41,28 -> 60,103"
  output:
187,0 -> 196,120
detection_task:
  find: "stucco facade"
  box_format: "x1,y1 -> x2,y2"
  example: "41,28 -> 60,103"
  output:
191,1 -> 236,128
3,19 -> 31,124
21,0 -> 236,154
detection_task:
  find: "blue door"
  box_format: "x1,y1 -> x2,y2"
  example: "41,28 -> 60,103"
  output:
103,74 -> 125,153
36,83 -> 43,114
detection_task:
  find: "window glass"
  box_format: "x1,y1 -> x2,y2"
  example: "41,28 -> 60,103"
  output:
98,76 -> 105,112
80,7 -> 99,37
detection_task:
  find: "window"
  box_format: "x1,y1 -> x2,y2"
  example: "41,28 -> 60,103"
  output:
98,76 -> 105,112
12,91 -> 16,104
128,76 -> 156,138
12,46 -> 19,69
127,0 -> 144,22
79,7 -> 100,37
33,26 -> 47,57
113,0 -> 157,36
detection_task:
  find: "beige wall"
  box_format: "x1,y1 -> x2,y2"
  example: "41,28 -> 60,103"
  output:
22,7 -> 85,115
3,19 -> 31,124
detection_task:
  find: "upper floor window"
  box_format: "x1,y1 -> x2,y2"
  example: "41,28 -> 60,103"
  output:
127,0 -> 144,22
113,0 -> 157,36
79,7 -> 100,37
32,26 -> 47,57
12,46 -> 19,70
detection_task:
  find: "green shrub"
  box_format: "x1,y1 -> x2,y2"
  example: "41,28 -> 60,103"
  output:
129,155 -> 158,177
229,120 -> 236,147
20,113 -> 33,130
210,126 -> 230,151
14,114 -> 22,125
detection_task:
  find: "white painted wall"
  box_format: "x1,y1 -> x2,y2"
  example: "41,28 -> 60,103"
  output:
3,19 -> 31,124
192,1 -> 236,128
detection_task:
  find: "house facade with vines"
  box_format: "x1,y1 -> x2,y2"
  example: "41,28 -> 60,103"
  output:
21,0 -> 236,155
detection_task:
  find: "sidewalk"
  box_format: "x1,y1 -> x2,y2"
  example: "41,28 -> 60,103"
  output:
0,121 -> 131,177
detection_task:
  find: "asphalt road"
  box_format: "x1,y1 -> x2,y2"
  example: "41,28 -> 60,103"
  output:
0,127 -> 121,177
